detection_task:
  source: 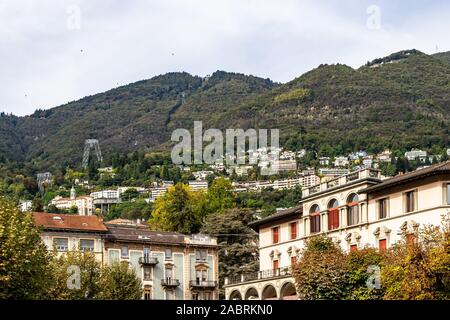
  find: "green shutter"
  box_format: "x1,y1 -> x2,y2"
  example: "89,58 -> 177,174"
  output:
174,253 -> 184,300
152,252 -> 164,299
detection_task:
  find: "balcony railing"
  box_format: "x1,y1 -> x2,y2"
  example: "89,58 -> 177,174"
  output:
139,256 -> 159,265
228,267 -> 292,285
161,279 -> 180,287
189,280 -> 217,288
303,168 -> 381,197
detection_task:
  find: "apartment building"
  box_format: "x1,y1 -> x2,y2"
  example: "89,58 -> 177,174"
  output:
104,221 -> 219,300
33,212 -> 107,262
32,213 -> 219,300
224,162 -> 450,300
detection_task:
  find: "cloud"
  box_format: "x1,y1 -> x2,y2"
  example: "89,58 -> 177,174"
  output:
0,0 -> 449,116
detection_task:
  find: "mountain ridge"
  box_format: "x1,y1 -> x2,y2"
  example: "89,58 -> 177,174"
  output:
1,49 -> 450,170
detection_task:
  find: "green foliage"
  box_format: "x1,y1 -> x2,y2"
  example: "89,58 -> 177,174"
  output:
292,236 -> 349,300
106,199 -> 152,221
200,208 -> 258,298
274,87 -> 311,103
150,183 -> 206,233
0,198 -> 53,299
382,216 -> 450,300
97,262 -> 143,300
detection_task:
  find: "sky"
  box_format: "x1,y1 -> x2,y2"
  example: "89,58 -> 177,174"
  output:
1,0 -> 449,116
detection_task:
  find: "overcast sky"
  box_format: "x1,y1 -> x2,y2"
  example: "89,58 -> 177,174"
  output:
1,0 -> 449,116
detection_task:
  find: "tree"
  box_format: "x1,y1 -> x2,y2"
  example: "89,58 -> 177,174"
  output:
150,183 -> 204,233
346,248 -> 385,300
201,208 -> 258,298
291,236 -> 349,300
206,177 -> 235,213
121,188 -> 140,201
382,216 -> 450,300
69,205 -> 79,214
47,250 -> 102,300
0,197 -> 53,299
97,262 -> 143,300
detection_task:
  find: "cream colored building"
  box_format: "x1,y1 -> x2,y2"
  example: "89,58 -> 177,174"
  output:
224,162 -> 450,300
51,186 -> 94,216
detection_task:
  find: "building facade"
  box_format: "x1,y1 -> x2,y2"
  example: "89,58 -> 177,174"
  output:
32,213 -> 219,300
224,162 -> 450,300
33,212 -> 107,262
104,221 -> 219,300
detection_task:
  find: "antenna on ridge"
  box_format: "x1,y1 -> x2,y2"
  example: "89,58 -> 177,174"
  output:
82,139 -> 102,168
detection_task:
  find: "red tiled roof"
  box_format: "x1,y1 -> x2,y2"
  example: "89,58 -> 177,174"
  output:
32,212 -> 108,232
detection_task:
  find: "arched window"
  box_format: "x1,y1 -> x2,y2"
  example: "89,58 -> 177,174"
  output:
310,204 -> 321,234
347,194 -> 359,226
327,199 -> 340,230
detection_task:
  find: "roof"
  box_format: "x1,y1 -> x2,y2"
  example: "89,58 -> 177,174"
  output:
248,206 -> 302,230
104,223 -> 185,244
360,161 -> 450,194
32,212 -> 108,232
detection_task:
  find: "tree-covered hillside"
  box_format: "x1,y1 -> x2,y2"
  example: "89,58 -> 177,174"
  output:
1,49 -> 450,170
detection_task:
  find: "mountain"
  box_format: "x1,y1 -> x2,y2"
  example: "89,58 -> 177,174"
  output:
1,49 -> 450,170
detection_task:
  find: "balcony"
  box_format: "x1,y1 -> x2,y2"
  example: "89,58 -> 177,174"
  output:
189,280 -> 217,289
227,267 -> 292,285
303,168 -> 381,197
139,256 -> 159,265
161,279 -> 180,288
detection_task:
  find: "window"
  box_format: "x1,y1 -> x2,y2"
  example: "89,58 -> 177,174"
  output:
165,248 -> 172,260
192,293 -> 199,300
121,246 -> 128,258
405,190 -> 416,212
143,247 -> 151,258
446,184 -> 450,205
165,267 -> 173,282
196,270 -> 207,284
143,266 -> 152,280
272,227 -> 280,244
291,256 -> 297,265
273,260 -> 279,270
108,249 -> 120,264
378,198 -> 388,219
350,244 -> 358,252
290,222 -> 297,239
310,204 -> 321,234
144,286 -> 151,300
54,238 -> 68,251
327,199 -> 339,230
80,239 -> 94,252
379,239 -> 387,251
196,249 -> 207,262
347,194 -> 359,226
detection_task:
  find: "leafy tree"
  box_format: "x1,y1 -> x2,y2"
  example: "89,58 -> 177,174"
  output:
150,183 -> 204,233
47,250 -> 102,300
121,188 -> 140,201
206,177 -> 235,213
0,198 -> 53,299
69,205 -> 79,214
97,262 -> 143,300
346,248 -> 385,300
382,216 -> 450,300
292,236 -> 349,300
201,208 -> 258,298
